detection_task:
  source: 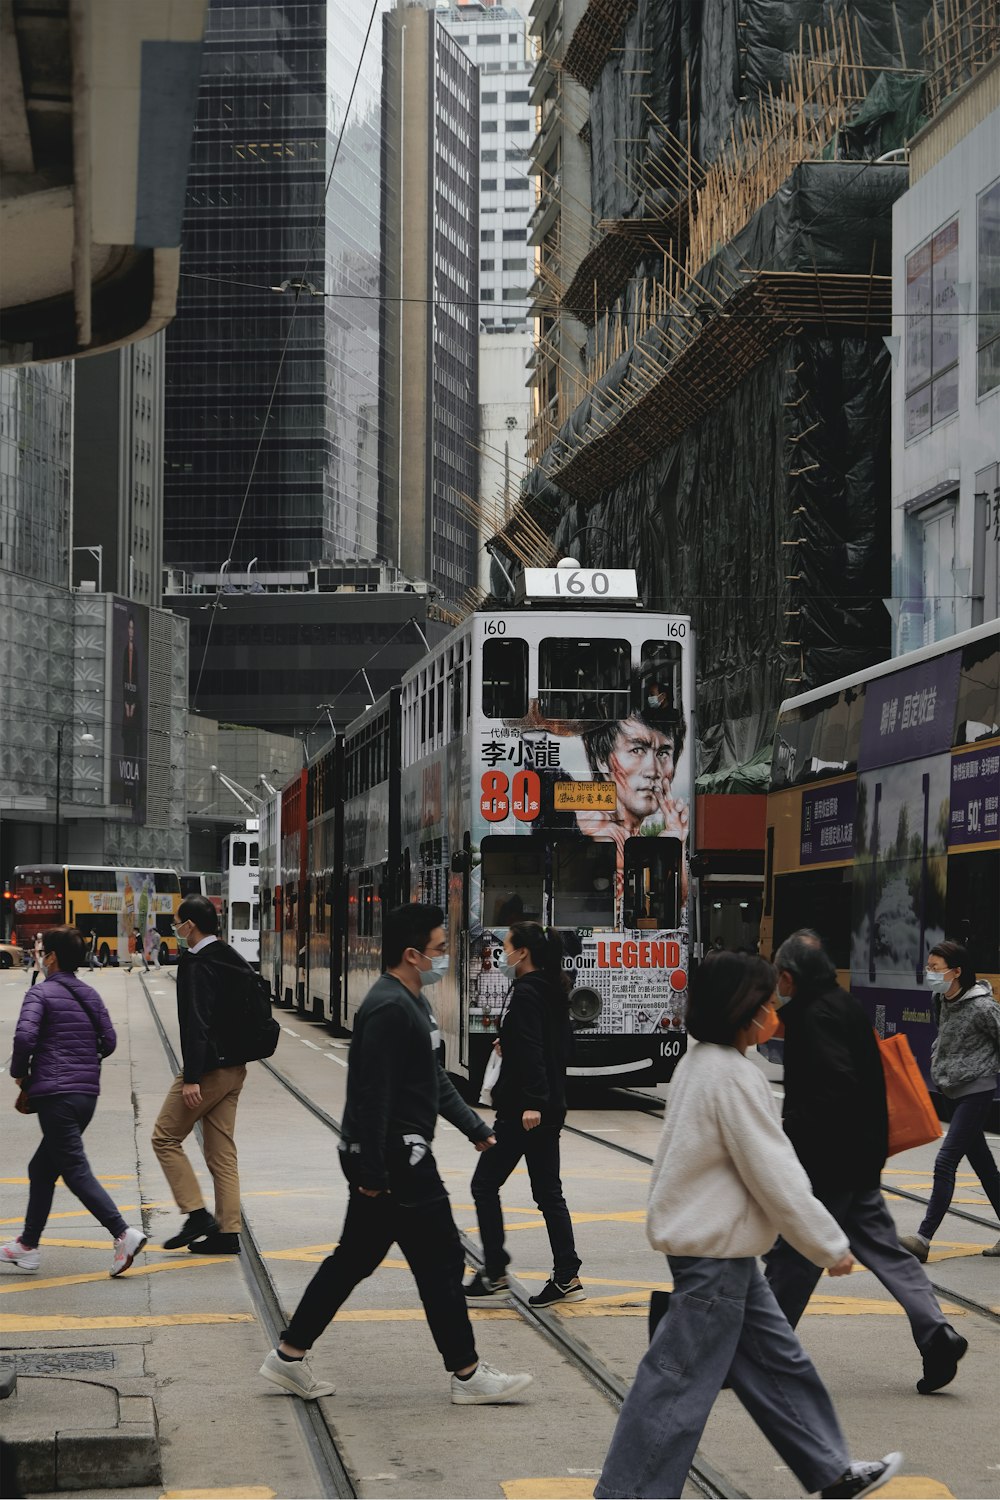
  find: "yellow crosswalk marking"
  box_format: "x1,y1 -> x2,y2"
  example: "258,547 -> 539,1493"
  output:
502,1482 -> 596,1499
162,1489 -> 276,1498
0,1312 -> 255,1332
0,1257 -> 229,1295
881,1481 -> 954,1498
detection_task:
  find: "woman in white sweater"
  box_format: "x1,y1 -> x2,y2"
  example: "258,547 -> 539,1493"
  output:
594,952 -> 901,1500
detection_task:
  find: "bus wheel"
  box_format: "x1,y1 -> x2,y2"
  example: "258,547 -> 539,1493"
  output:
0,952 -> 11,969
159,943 -> 169,966
99,944 -> 111,967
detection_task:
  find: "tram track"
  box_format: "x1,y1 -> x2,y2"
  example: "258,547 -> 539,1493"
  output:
139,976 -> 357,1500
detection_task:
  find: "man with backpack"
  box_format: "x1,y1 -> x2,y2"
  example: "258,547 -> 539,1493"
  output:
152,894 -> 277,1256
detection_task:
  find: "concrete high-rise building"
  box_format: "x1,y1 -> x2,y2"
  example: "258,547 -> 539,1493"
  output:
439,3 -> 533,333
164,1 -> 391,574
73,333 -> 165,609
382,4 -> 480,602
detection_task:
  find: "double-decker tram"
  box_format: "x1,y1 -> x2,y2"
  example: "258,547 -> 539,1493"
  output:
221,828 -> 260,967
760,620 -> 999,1091
340,692 -> 401,1029
258,788 -> 282,1002
305,737 -> 343,1022
11,864 -> 182,965
279,771 -> 308,1008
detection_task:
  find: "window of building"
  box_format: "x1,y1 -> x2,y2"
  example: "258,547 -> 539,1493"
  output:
905,219 -> 959,440
482,149 -> 497,161
509,90 -> 530,102
481,178 -> 497,191
482,637 -> 528,718
507,119 -> 530,132
482,91 -> 498,103
505,177 -> 528,191
482,120 -> 498,134
502,258 -> 527,270
977,178 -> 1000,399
481,258 -> 496,271
481,288 -> 494,299
502,287 -> 526,300
480,33 -> 501,43
502,228 -> 527,241
481,229 -> 495,241
899,495 -> 959,649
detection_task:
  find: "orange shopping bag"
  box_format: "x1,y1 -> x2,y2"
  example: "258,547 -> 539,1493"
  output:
875,1032 -> 941,1156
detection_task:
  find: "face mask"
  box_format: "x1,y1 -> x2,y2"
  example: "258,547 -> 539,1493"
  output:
752,1006 -> 780,1044
496,951 -> 523,977
420,953 -> 449,986
925,969 -> 951,991
774,980 -> 793,1007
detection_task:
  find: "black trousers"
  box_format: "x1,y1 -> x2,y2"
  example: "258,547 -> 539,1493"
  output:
24,1093 -> 129,1247
471,1115 -> 580,1283
283,1153 -> 477,1372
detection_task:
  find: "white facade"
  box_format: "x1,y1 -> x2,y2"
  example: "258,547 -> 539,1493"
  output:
890,64 -> 1000,654
477,330 -> 532,588
438,2 -> 533,332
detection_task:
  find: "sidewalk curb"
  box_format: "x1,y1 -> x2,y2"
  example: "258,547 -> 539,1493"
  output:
2,1377 -> 161,1494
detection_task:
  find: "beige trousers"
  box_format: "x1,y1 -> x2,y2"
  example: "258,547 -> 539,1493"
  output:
152,1066 -> 246,1233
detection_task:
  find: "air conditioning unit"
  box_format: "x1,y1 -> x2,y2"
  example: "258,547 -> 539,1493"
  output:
76,580 -> 97,594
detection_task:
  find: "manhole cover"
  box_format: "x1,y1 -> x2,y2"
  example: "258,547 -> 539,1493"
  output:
14,1350 -> 115,1374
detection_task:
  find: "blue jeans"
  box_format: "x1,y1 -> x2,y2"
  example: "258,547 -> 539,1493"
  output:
919,1090 -> 1000,1241
471,1116 -> 580,1282
23,1093 -> 129,1247
595,1257 -> 849,1500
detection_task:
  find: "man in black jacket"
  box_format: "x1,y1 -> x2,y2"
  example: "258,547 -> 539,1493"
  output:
259,904 -> 533,1405
764,930 -> 967,1395
152,894 -> 252,1255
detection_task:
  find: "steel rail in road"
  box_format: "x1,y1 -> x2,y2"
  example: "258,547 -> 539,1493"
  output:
256,1052 -> 746,1500
139,978 -> 357,1500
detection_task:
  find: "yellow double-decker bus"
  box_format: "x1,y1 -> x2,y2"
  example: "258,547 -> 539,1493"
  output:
12,865 -> 182,966
760,621 -> 999,1088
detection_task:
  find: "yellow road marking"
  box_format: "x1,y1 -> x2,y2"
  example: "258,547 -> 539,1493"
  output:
0,1257 -> 229,1295
0,1175 -> 134,1185
803,1295 -> 966,1317
162,1490 -> 276,1498
502,1482 -> 595,1499
881,1482 -> 954,1498
0,1312 -> 256,1332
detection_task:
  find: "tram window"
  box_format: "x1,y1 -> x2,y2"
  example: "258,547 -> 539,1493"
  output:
481,841 -> 544,928
773,869 -> 851,968
551,840 -> 616,928
231,902 -> 251,931
944,850 -> 999,975
232,842 -> 247,867
451,672 -> 463,735
436,681 -> 444,740
482,638 -> 528,718
221,844 -> 229,870
358,874 -> 374,936
623,839 -> 681,930
538,638 -> 630,721
249,842 -> 259,866
953,636 -> 999,745
634,643 -> 683,724
252,902 -> 259,927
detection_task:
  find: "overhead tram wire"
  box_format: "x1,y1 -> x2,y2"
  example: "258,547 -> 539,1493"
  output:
189,0 -> 382,715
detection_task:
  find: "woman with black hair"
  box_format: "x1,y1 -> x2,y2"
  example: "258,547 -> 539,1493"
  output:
595,951 -> 901,1500
464,921 -> 584,1308
900,940 -> 1000,1262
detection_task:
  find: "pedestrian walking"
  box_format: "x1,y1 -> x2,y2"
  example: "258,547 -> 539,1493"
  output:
765,930 -> 968,1395
258,903 -> 533,1406
145,927 -> 161,970
151,894 -> 254,1256
83,928 -> 99,971
134,928 -> 150,973
595,951 -> 901,1500
464,921 -> 583,1307
898,940 -> 1000,1262
28,932 -> 44,987
1,926 -> 146,1278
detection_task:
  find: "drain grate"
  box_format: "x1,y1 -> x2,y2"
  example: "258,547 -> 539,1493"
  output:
14,1349 -> 115,1375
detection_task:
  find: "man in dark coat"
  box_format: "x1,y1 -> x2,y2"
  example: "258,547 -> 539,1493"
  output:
3,926 -> 146,1277
152,894 -> 254,1256
764,930 -> 967,1395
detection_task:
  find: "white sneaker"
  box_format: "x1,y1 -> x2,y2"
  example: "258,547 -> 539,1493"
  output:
0,1238 -> 39,1273
259,1348 -> 335,1399
450,1360 -> 533,1405
110,1226 -> 147,1277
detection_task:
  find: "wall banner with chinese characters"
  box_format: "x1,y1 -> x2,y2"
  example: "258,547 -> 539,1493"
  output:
948,743 -> 1000,847
800,780 -> 857,865
858,649 -> 960,770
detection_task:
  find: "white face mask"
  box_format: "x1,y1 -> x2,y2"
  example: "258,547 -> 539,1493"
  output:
496,950 -> 523,977
420,953 -> 449,986
924,968 -> 951,991
775,979 -> 793,1007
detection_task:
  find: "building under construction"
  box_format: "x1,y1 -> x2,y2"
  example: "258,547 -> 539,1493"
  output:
478,0 -> 999,942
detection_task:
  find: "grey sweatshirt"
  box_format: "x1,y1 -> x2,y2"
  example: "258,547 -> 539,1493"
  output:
930,980 -> 1000,1098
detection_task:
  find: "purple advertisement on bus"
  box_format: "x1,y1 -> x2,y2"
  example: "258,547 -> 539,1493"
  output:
948,743 -> 1000,847
858,649 -> 961,770
800,781 -> 856,864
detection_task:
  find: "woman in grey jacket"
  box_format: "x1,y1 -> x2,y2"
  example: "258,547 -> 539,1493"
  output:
900,941 -> 1000,1261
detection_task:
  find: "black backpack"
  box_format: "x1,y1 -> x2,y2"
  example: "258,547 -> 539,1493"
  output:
216,966 -> 280,1065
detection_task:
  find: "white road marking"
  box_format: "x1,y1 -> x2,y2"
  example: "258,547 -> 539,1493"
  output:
281,1027 -> 299,1036
301,1039 -> 321,1051
324,1053 -> 348,1067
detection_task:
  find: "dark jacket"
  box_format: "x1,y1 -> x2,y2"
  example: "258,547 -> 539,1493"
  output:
491,970 -> 573,1127
780,979 -> 888,1190
176,939 -> 254,1083
12,973 -> 115,1099
340,973 -> 492,1193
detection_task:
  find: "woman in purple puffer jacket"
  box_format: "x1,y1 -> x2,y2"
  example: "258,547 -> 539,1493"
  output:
2,927 -> 146,1279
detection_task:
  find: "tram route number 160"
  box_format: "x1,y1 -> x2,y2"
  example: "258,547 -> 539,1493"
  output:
660,1037 -> 683,1058
481,769 -> 541,822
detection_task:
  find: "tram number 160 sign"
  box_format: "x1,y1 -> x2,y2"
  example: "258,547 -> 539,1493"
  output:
481,769 -> 541,823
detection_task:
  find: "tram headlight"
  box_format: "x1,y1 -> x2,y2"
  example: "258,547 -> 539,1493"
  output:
568,986 -> 602,1025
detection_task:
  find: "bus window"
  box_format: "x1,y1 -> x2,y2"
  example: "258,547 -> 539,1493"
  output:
944,850 -> 999,975
232,842 -> 247,867
551,840 -> 616,928
773,869 -> 852,968
231,902 -> 251,930
482,638 -> 527,719
154,872 -> 178,893
771,687 -> 865,788
538,638 -> 630,721
481,841 -> 544,928
249,843 -> 259,866
623,839 -> 682,929
953,636 -> 999,745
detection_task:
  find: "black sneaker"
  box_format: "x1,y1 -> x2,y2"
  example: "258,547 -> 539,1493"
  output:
821,1453 -> 903,1498
464,1271 -> 509,1301
528,1277 -> 586,1308
162,1208 -> 218,1249
189,1231 -> 241,1255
